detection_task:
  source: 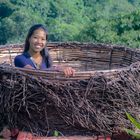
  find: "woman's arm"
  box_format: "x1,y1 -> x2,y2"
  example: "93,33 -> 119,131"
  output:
14,55 -> 34,69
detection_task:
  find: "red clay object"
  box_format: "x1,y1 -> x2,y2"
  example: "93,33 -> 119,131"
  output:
17,131 -> 111,140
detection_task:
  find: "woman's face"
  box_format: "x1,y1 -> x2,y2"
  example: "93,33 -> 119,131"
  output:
29,28 -> 47,53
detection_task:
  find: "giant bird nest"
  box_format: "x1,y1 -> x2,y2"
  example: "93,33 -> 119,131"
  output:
0,42 -> 140,137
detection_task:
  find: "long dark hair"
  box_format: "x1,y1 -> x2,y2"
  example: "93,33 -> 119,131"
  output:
24,24 -> 52,68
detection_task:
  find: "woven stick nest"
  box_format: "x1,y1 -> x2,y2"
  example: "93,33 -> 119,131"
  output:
0,42 -> 140,137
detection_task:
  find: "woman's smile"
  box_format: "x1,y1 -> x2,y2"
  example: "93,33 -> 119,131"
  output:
29,28 -> 47,53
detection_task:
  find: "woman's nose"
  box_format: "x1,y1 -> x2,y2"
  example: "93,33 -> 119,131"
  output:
37,38 -> 42,43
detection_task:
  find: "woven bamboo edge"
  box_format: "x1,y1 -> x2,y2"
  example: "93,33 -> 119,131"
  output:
1,65 -> 129,81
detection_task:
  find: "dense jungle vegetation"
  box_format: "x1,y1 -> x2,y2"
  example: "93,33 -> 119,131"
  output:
1,0 -> 140,48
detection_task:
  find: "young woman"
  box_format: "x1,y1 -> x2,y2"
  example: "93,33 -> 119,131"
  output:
1,24 -> 75,139
14,24 -> 75,76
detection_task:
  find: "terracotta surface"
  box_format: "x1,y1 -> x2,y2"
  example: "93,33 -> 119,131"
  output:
17,132 -> 111,140
1,130 -> 135,140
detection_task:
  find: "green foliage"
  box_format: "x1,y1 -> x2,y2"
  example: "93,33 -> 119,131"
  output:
0,0 -> 15,18
53,130 -> 59,137
126,113 -> 140,129
1,0 -> 140,48
52,130 -> 63,137
125,112 -> 140,139
47,0 -> 85,41
76,8 -> 140,48
124,129 -> 140,139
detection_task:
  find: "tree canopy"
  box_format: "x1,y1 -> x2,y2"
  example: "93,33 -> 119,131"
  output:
1,0 -> 140,48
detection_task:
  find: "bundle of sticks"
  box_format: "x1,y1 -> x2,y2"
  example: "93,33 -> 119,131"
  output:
0,61 -> 140,137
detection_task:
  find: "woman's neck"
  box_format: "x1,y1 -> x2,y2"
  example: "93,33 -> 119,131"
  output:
28,50 -> 43,69
28,50 -> 41,59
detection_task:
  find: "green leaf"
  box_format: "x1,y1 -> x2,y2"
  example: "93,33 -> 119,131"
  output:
124,128 -> 140,139
126,112 -> 140,129
54,130 -> 59,137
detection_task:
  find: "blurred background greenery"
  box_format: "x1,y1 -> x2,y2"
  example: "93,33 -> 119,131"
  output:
1,0 -> 140,48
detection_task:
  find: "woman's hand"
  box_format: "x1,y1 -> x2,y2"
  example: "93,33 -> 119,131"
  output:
62,66 -> 75,77
53,65 -> 75,77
